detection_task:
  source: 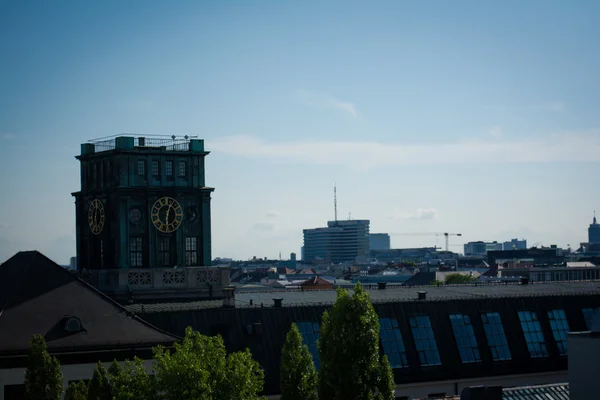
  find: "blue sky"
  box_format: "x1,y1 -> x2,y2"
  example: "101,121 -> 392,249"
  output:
1,0 -> 600,264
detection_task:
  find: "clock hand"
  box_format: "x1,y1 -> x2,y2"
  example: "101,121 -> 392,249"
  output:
165,205 -> 171,225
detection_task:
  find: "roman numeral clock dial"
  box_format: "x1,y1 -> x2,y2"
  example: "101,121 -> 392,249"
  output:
151,197 -> 183,233
88,199 -> 105,235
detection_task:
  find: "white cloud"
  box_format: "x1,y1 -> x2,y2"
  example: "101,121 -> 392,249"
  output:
209,130 -> 600,168
390,208 -> 438,221
297,90 -> 359,119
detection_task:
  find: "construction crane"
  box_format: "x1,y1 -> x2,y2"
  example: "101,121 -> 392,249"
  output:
389,232 -> 463,251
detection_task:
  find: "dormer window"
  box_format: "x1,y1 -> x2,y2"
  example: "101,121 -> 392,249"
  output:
63,316 -> 84,333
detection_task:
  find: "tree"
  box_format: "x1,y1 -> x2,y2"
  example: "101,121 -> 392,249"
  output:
318,282 -> 394,400
280,323 -> 318,400
87,361 -> 111,400
375,355 -> 395,400
64,381 -> 88,400
444,273 -> 476,284
109,357 -> 155,400
24,334 -> 63,400
152,326 -> 264,400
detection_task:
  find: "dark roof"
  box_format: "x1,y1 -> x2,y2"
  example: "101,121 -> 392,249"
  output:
0,251 -> 178,355
127,280 -> 600,313
503,383 -> 569,399
403,271 -> 436,286
131,280 -> 600,395
415,383 -> 570,400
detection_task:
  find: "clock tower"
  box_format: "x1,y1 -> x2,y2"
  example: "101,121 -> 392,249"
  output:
72,135 -> 227,301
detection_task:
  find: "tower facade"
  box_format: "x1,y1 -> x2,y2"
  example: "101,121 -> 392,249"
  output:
72,135 -> 226,301
590,211 -> 600,244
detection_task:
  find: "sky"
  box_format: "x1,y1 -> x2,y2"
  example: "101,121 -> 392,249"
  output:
1,0 -> 600,264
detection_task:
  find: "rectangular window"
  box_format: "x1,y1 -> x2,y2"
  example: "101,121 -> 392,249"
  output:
137,160 -> 145,176
379,318 -> 408,368
518,311 -> 548,358
297,322 -> 321,370
582,308 -> 599,330
548,309 -> 569,355
166,160 -> 173,176
481,312 -> 512,361
178,161 -> 186,177
100,240 -> 104,268
152,160 -> 160,177
157,237 -> 170,266
130,237 -> 143,267
185,237 -> 198,266
449,314 -> 481,363
409,316 -> 441,366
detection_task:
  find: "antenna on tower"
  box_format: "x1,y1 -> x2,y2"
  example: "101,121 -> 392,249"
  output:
334,184 -> 338,222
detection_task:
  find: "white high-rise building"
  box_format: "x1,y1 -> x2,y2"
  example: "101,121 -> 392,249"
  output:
303,220 -> 370,263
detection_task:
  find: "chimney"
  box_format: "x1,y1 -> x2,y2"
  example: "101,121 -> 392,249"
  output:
222,285 -> 236,308
460,386 -> 502,400
138,137 -> 145,146
273,298 -> 283,308
378,282 -> 387,290
417,291 -> 427,300
520,276 -> 529,285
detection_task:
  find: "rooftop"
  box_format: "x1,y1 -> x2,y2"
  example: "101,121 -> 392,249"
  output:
82,134 -> 206,154
125,280 -> 600,313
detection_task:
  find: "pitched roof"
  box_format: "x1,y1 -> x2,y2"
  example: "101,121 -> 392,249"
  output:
0,251 -> 178,355
300,276 -> 332,287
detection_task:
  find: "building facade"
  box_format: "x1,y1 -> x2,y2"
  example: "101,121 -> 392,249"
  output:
303,220 -> 370,263
589,212 -> 600,243
503,238 -> 527,251
464,241 -> 503,257
71,135 -> 227,301
370,233 -> 391,251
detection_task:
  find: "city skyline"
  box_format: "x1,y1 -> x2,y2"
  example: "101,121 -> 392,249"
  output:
2,0 -> 600,264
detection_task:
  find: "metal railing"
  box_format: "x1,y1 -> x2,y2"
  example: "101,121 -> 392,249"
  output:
88,134 -> 198,153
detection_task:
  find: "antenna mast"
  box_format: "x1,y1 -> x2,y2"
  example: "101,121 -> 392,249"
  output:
334,184 -> 338,222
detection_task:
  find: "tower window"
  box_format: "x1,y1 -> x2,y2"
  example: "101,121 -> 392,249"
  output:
157,237 -> 170,266
178,161 -> 186,177
100,240 -> 104,268
166,160 -> 173,176
137,160 -> 145,176
185,237 -> 198,266
130,237 -> 143,267
152,160 -> 160,177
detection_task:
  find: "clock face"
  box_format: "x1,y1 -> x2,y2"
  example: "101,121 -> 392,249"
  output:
88,199 -> 105,235
151,197 -> 183,233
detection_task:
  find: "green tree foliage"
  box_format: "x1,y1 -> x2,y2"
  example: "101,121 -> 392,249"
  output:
64,381 -> 88,400
444,273 -> 477,284
87,361 -> 111,400
375,356 -> 395,400
24,334 -> 63,400
280,323 -> 318,400
109,358 -> 155,400
152,326 -> 264,400
318,282 -> 394,400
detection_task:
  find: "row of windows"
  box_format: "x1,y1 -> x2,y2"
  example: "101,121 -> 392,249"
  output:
296,308 -> 598,370
137,160 -> 187,178
129,236 -> 199,267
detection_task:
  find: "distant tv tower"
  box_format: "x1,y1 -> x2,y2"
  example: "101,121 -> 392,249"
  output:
334,184 -> 338,222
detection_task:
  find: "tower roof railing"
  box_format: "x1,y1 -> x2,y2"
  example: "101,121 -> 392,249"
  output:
86,134 -> 200,153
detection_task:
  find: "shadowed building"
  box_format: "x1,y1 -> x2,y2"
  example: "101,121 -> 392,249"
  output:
71,135 -> 229,302
128,281 -> 600,398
